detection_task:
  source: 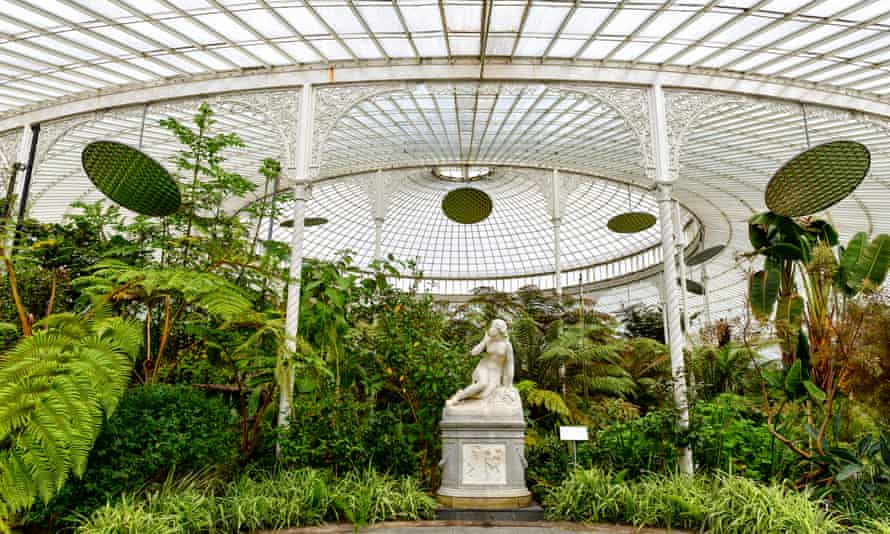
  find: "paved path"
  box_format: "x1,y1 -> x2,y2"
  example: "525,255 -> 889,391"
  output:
263,521 -> 690,533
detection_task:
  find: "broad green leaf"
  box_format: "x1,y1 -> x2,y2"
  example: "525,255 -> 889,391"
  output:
803,380 -> 826,403
840,232 -> 868,276
749,269 -> 779,321
763,243 -> 803,260
849,234 -> 890,292
785,359 -> 805,398
775,294 -> 804,327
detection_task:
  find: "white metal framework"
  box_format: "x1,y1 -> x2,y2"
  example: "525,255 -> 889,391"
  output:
0,3 -> 887,324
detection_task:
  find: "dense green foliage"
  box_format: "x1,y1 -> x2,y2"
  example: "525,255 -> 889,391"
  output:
2,103 -> 890,531
76,468 -> 435,533
29,385 -> 237,528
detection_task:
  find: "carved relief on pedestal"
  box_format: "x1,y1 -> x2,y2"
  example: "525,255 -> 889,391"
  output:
461,444 -> 507,485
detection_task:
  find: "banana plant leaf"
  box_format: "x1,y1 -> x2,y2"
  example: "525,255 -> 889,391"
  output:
749,269 -> 780,321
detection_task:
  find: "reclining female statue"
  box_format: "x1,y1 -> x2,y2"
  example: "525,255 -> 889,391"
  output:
446,319 -> 515,406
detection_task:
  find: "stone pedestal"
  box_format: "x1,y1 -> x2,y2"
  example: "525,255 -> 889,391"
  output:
436,387 -> 532,509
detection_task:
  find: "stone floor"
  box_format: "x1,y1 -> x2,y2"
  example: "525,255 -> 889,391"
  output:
263,521 -> 691,533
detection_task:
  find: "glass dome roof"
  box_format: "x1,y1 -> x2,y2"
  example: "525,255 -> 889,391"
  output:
262,166 -> 697,290
2,0 -> 890,119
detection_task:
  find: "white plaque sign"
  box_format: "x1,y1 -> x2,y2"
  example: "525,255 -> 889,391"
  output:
559,425 -> 589,441
461,444 -> 507,485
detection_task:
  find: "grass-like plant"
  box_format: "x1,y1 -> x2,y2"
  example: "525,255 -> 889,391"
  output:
545,468 -> 843,533
75,468 -> 436,534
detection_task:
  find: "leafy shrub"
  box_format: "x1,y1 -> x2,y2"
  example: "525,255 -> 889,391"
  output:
28,385 -> 237,528
75,468 -> 436,533
588,394 -> 790,481
587,408 -> 682,477
545,468 -> 843,533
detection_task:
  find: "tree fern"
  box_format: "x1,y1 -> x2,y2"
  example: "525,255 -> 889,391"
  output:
0,314 -> 141,532
76,260 -> 252,321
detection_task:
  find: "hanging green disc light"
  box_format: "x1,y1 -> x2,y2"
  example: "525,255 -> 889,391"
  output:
442,187 -> 493,224
82,141 -> 181,217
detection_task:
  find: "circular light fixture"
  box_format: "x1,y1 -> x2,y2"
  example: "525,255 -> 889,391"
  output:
82,141 -> 180,217
433,166 -> 492,182
765,140 -> 870,217
442,187 -> 493,224
280,217 -> 328,228
607,212 -> 657,234
685,245 -> 726,267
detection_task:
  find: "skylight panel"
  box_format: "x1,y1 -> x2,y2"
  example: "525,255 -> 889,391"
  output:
756,55 -> 808,75
28,0 -> 94,25
730,52 -> 782,72
801,0 -> 862,18
642,43 -> 689,63
762,0 -> 813,12
277,7 -> 328,35
242,44 -> 290,65
686,14 -> 742,43
444,4 -> 481,32
489,3 -> 524,32
485,35 -> 515,56
547,37 -> 584,58
379,38 -> 416,58
274,40 -> 322,62
127,56 -> 178,77
600,7 -> 653,36
106,60 -> 162,80
180,50 -> 229,70
745,20 -> 809,47
1,41 -> 68,67
577,39 -> 620,60
215,46 -> 263,68
310,38 -> 352,61
196,13 -> 256,42
779,25 -> 845,51
513,37 -> 549,57
525,4 -> 572,34
448,36 -> 479,55
413,36 -> 447,56
812,29 -> 879,54
75,65 -> 127,85
243,9 -> 292,40
167,0 -> 211,11
398,3 -> 441,32
162,17 -> 221,46
639,10 -> 696,39
99,26 -> 165,53
315,5 -> 365,34
837,2 -> 890,22
610,41 -> 654,62
356,4 -> 402,33
345,37 -> 383,59
842,33 -> 890,59
803,62 -> 862,83
77,0 -> 136,19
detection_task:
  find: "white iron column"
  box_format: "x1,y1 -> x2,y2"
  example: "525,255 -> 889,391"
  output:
279,83 -> 314,429
4,126 -> 33,249
650,84 -> 693,474
702,265 -> 711,325
552,169 -> 562,296
673,200 -> 690,334
374,169 -> 385,262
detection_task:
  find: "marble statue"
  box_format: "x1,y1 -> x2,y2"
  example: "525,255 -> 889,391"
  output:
446,318 -> 515,406
437,318 -> 531,509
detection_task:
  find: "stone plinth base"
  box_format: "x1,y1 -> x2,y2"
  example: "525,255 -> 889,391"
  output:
435,501 -> 544,521
436,387 -> 531,510
435,494 -> 533,509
